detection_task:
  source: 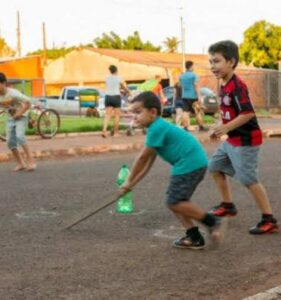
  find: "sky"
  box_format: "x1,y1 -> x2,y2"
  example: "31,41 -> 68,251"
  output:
0,0 -> 280,55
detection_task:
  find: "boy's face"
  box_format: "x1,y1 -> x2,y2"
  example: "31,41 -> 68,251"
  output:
130,102 -> 157,127
209,52 -> 235,82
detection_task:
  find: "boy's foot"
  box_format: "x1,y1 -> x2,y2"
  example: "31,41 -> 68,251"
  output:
249,219 -> 279,235
208,217 -> 228,244
172,235 -> 205,250
209,203 -> 238,217
12,165 -> 26,172
101,131 -> 108,138
26,164 -> 37,171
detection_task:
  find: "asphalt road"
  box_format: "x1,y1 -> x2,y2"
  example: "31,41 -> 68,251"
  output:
0,140 -> 280,300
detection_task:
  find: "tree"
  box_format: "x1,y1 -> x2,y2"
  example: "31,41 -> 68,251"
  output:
240,20 -> 281,69
163,36 -> 180,53
93,31 -> 161,51
0,38 -> 15,57
27,46 -> 76,59
94,31 -> 123,49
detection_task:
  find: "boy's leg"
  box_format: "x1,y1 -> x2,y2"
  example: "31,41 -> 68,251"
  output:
208,142 -> 238,217
6,118 -> 26,171
15,117 -> 36,171
167,169 -> 225,248
226,144 -> 277,234
247,183 -> 272,214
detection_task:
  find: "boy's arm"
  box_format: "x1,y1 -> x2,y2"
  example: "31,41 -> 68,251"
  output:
13,100 -> 31,119
213,112 -> 255,137
119,147 -> 157,195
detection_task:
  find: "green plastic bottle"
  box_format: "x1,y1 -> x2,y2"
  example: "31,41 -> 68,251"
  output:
116,164 -> 133,213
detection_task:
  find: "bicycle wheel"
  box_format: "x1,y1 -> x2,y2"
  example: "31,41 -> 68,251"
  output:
0,110 -> 7,141
37,109 -> 60,139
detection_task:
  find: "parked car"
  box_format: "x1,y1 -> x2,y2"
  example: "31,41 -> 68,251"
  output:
38,86 -> 106,117
162,86 -> 219,117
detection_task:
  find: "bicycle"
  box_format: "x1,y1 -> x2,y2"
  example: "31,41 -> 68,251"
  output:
0,103 -> 60,141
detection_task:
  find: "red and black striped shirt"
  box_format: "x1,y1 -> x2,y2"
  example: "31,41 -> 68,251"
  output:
219,74 -> 262,146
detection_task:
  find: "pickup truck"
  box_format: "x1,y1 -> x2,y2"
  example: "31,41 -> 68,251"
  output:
38,86 -> 105,116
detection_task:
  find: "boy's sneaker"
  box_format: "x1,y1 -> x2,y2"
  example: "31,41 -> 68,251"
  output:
209,203 -> 238,217
172,235 -> 205,250
249,219 -> 279,235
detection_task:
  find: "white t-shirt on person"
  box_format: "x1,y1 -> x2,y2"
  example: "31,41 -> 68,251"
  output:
105,75 -> 122,96
0,88 -> 31,117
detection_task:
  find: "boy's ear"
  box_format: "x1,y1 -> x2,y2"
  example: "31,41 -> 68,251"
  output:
230,58 -> 236,68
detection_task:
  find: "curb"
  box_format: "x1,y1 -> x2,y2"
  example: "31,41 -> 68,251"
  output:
242,285 -> 281,300
0,129 -> 280,164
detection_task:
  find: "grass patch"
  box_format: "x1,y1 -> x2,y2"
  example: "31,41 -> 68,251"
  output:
0,115 -> 216,137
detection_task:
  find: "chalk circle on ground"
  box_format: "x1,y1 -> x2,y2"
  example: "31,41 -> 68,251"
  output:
16,208 -> 59,219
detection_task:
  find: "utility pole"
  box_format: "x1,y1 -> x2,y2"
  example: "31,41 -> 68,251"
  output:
16,11 -> 22,57
180,8 -> 186,72
42,22 -> 47,66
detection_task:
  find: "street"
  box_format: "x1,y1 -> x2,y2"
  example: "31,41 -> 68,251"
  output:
0,140 -> 280,300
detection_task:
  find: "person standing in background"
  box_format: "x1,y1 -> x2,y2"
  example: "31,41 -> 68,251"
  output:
180,61 -> 208,132
102,65 -> 128,138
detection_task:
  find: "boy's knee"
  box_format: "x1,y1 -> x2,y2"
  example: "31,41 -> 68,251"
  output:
16,135 -> 26,146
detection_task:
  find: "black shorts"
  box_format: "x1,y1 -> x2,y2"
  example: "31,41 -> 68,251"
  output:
166,167 -> 207,205
105,95 -> 121,108
182,98 -> 198,113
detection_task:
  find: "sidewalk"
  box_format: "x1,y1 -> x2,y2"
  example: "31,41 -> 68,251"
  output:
0,118 -> 280,163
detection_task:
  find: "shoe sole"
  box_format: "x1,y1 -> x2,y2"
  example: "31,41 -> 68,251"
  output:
250,227 -> 279,235
172,244 -> 205,250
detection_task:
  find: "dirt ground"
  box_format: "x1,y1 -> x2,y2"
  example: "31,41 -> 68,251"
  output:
0,141 -> 281,300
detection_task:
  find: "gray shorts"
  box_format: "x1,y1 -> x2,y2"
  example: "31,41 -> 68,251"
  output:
208,141 -> 260,186
166,167 -> 207,205
6,116 -> 28,150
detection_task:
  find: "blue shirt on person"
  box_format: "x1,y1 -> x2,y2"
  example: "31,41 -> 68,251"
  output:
180,71 -> 198,99
145,117 -> 208,175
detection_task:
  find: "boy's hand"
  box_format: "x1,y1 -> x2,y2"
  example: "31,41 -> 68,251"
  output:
118,185 -> 132,197
209,131 -> 220,142
212,124 -> 229,137
13,113 -> 22,120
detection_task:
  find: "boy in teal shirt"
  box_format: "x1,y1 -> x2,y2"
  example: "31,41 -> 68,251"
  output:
119,91 -> 224,249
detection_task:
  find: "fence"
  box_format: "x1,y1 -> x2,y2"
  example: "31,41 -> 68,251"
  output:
199,71 -> 281,109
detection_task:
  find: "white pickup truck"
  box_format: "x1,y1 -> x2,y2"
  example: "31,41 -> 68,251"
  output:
39,86 -> 105,116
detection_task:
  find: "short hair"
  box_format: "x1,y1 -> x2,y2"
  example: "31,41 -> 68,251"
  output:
109,65 -> 118,74
132,91 -> 161,116
0,73 -> 7,83
185,61 -> 193,69
208,40 -> 239,69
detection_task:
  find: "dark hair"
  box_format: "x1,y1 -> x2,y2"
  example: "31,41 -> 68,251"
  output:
0,72 -> 7,83
109,65 -> 118,74
132,91 -> 161,116
185,61 -> 193,69
208,40 -> 239,69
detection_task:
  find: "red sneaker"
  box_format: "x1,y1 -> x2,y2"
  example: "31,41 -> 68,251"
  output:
249,219 -> 279,235
209,203 -> 238,217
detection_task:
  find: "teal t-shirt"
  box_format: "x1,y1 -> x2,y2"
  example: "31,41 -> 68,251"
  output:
145,118 -> 208,175
180,71 -> 198,99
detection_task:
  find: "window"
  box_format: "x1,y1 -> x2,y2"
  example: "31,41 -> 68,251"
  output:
66,90 -> 78,101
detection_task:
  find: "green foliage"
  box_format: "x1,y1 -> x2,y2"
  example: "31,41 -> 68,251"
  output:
27,46 -> 77,59
0,37 -> 15,57
240,20 -> 281,69
163,36 -> 180,53
94,31 -> 161,51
